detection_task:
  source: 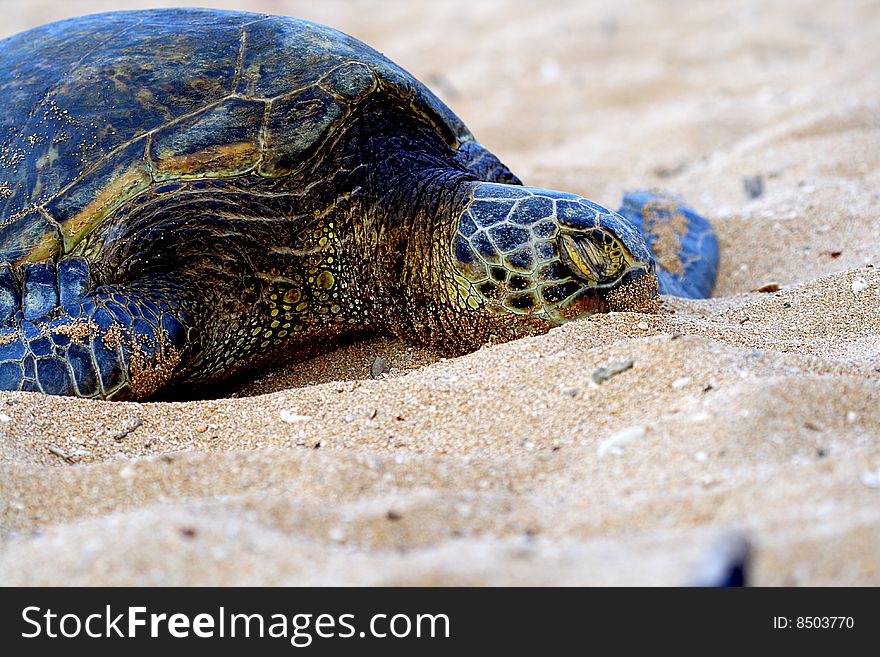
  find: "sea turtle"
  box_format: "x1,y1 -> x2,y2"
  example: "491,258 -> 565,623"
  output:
0,9 -> 718,400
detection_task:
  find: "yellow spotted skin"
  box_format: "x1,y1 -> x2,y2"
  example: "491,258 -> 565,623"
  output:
247,222 -> 342,351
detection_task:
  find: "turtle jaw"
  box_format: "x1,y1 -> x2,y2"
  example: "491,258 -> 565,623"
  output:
554,264 -> 660,321
553,227 -> 659,319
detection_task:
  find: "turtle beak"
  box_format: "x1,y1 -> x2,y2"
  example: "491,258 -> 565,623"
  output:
556,263 -> 659,320
601,264 -> 660,312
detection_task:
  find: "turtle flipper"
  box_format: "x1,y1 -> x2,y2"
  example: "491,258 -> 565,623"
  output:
616,191 -> 719,299
0,257 -> 193,399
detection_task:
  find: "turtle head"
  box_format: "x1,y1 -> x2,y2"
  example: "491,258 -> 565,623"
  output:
449,182 -> 659,325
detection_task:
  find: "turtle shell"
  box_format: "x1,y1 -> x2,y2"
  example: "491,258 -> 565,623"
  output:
0,8 -> 472,263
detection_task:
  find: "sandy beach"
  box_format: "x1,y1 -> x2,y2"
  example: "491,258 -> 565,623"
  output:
1,0 -> 878,585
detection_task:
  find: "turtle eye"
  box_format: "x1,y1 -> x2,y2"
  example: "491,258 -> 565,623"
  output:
558,229 -> 629,284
